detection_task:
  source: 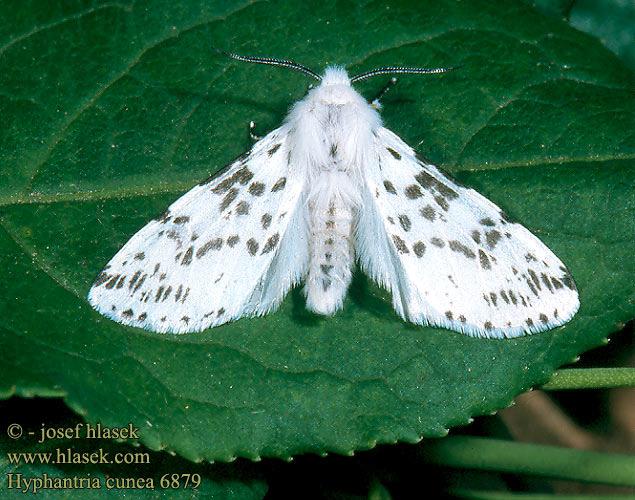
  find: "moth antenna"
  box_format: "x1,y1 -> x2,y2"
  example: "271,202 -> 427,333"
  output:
350,66 -> 457,83
218,50 -> 322,81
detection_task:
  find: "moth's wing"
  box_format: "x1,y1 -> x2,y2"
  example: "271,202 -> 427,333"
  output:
356,127 -> 579,338
88,126 -> 308,333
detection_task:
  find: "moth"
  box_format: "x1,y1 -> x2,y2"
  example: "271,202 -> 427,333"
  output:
88,53 -> 579,337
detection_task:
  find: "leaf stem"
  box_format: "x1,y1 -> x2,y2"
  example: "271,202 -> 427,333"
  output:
450,489 -> 635,499
542,368 -> 635,390
423,437 -> 635,486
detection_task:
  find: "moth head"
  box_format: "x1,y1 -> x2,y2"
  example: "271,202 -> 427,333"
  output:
320,66 -> 351,86
312,66 -> 358,105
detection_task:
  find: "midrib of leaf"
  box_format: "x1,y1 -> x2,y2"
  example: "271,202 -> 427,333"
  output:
0,156 -> 632,208
9,4 -> 632,208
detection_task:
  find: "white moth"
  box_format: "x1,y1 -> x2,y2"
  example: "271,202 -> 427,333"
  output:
88,54 -> 579,338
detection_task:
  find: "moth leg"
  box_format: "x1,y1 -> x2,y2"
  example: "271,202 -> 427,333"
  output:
371,77 -> 398,110
248,121 -> 263,142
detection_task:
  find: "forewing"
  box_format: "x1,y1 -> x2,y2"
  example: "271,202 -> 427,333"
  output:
88,126 -> 308,333
357,127 -> 579,338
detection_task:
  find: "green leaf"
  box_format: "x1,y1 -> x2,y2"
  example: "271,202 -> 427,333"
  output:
1,0 -> 634,462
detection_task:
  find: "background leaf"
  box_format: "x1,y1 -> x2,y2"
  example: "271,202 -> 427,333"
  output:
1,0 -> 634,464
529,0 -> 635,71
569,0 -> 635,71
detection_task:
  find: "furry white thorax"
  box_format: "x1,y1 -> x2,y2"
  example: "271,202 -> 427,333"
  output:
286,67 -> 382,314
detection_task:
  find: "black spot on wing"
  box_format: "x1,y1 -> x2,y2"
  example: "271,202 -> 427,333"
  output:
246,238 -> 259,255
197,238 -> 223,258
559,266 -> 577,290
478,249 -> 491,270
104,275 -> 120,289
413,241 -> 426,257
414,170 -> 458,200
386,147 -> 401,160
405,185 -> 422,199
220,187 -> 238,211
485,230 -> 502,249
94,272 -> 110,286
227,235 -> 240,247
212,165 -> 254,193
526,275 -> 539,297
181,246 -> 193,266
383,180 -> 397,194
398,214 -> 411,231
551,277 -> 563,289
249,182 -> 265,196
261,233 -> 280,254
420,205 -> 436,221
541,273 -> 554,292
448,240 -> 476,259
173,216 -> 190,224
236,200 -> 250,215
433,195 -> 449,211
430,237 -> 445,248
261,213 -> 272,229
392,235 -> 409,254
271,177 -> 286,192
132,273 -> 146,293
528,269 -> 542,291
